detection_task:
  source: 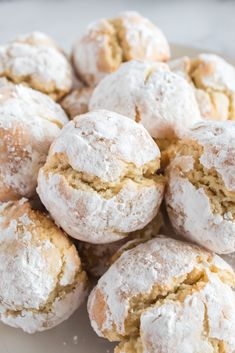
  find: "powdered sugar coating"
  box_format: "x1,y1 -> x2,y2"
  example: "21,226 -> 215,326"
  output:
169,56 -> 191,82
72,11 -> 170,86
72,19 -> 116,87
170,54 -> 235,121
140,274 -> 235,353
38,172 -> 164,244
187,121 -> 235,191
88,237 -> 234,339
90,60 -> 201,139
165,121 -> 235,254
0,199 -> 87,333
117,11 -> 170,61
170,54 -> 235,93
0,31 -> 73,100
0,84 -> 69,201
78,212 -> 164,278
166,167 -> 235,254
193,53 -> 235,93
37,110 -> 164,243
1,284 -> 87,334
50,109 -> 160,182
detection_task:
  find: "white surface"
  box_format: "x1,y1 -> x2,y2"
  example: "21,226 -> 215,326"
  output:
0,0 -> 234,59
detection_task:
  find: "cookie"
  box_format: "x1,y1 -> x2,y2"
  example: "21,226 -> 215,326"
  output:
37,109 -> 165,244
88,238 -> 235,352
0,83 -> 68,201
166,120 -> 235,254
170,54 -> 235,121
0,31 -> 73,100
72,11 -> 170,86
89,60 -> 201,147
0,198 -> 88,333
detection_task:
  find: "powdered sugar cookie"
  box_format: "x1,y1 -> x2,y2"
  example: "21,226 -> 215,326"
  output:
0,31 -> 73,100
0,198 -> 88,333
89,60 -> 201,147
61,86 -> 93,119
72,11 -> 170,86
88,238 -> 235,352
0,83 -> 69,201
166,120 -> 235,254
37,109 -> 165,244
170,54 -> 235,121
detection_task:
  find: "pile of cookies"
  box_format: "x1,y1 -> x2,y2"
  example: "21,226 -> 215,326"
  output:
0,10 -> 235,353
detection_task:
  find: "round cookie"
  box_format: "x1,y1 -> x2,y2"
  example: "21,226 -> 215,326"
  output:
37,109 -> 165,244
89,60 -> 201,146
166,120 -> 235,254
72,11 -> 170,86
0,31 -> 73,100
0,83 -> 69,202
0,198 -> 88,333
61,86 -> 93,119
78,212 -> 164,278
88,237 -> 235,353
170,54 -> 235,121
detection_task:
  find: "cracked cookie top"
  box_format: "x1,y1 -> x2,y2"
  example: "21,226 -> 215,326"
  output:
0,83 -> 69,201
72,11 -> 170,86
166,120 -> 235,254
0,31 -> 73,100
0,198 -> 88,333
88,237 -> 235,353
90,60 -> 201,141
37,109 -> 165,244
170,54 -> 235,121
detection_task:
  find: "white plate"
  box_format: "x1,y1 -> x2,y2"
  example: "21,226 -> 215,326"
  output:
0,45 -> 235,353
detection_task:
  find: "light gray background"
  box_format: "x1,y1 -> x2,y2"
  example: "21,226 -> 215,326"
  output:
0,0 -> 234,58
